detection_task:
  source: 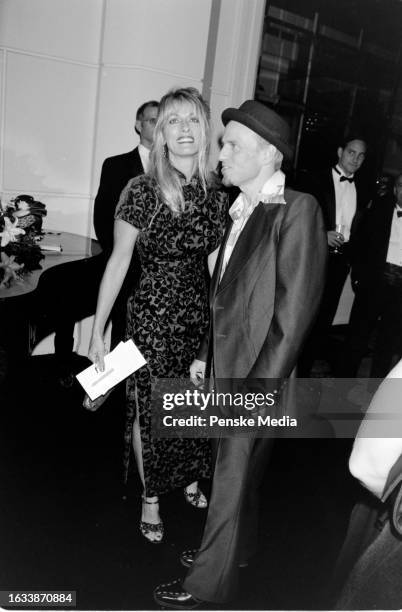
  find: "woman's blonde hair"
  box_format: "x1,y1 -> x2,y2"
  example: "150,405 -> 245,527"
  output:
149,87 -> 211,214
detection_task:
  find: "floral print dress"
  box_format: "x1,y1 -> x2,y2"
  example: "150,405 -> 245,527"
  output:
115,174 -> 228,496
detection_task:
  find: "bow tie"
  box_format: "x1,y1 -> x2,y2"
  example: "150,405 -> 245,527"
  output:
334,166 -> 354,183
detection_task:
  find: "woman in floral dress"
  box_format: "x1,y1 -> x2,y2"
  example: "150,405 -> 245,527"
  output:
89,87 -> 228,543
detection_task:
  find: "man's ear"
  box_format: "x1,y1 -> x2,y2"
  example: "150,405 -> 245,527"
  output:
135,120 -> 142,135
262,144 -> 276,165
337,146 -> 343,161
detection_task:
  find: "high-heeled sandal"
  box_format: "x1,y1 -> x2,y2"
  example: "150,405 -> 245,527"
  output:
140,496 -> 164,544
183,487 -> 208,509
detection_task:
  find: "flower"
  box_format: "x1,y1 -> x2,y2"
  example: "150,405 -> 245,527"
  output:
0,216 -> 25,247
13,199 -> 30,212
0,194 -> 47,288
0,252 -> 24,288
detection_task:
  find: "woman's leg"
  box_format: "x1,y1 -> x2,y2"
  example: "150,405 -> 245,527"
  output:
132,418 -> 161,521
185,481 -> 198,494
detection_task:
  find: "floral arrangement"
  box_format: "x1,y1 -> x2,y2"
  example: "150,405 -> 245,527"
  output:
0,195 -> 47,288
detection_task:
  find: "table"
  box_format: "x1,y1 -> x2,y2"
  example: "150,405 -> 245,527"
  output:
0,231 -> 101,300
0,231 -> 102,359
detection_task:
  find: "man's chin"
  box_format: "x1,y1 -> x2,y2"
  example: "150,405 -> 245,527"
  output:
222,174 -> 234,187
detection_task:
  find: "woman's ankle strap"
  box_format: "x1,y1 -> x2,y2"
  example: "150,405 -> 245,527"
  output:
142,494 -> 159,504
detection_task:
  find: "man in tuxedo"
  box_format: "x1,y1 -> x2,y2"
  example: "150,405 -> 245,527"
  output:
153,101 -> 327,608
339,173 -> 402,379
34,100 -> 158,382
298,136 -> 371,376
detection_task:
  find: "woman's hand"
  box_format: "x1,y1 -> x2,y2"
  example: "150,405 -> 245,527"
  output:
88,333 -> 107,372
190,359 -> 206,387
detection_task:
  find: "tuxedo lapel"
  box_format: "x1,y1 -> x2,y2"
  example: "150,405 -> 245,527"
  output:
130,147 -> 144,177
381,197 -> 396,249
324,171 -> 336,228
217,203 -> 280,294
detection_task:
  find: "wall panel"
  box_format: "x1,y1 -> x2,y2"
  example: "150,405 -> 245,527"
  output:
0,0 -> 102,63
103,0 -> 212,79
0,48 -> 4,190
209,90 -> 230,163
3,52 -> 97,196
41,195 -> 93,238
210,0 -> 239,96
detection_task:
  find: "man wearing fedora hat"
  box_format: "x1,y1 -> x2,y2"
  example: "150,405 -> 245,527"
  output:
154,100 -> 327,608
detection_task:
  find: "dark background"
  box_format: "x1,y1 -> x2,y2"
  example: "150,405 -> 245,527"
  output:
256,0 -> 402,183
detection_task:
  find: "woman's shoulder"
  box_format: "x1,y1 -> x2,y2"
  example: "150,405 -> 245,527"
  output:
125,173 -> 157,193
115,174 -> 160,229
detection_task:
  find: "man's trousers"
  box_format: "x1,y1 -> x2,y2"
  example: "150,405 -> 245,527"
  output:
183,435 -> 274,603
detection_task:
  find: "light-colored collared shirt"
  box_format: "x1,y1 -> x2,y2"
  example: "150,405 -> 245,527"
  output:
332,165 -> 356,242
138,143 -> 151,173
386,206 -> 402,267
220,170 -> 286,280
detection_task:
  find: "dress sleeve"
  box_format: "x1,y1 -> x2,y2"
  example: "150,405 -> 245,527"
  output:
114,176 -> 154,231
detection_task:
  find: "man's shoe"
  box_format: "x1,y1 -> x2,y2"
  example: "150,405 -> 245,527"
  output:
153,579 -> 203,610
180,548 -> 249,569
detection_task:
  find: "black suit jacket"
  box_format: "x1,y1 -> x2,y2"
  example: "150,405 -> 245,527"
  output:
93,147 -> 144,252
351,193 -> 396,288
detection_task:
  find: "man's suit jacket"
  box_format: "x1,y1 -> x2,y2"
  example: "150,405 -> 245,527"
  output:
93,147 -> 144,252
200,188 -> 327,388
351,192 -> 396,289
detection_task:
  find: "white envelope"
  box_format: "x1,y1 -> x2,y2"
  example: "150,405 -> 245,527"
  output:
40,244 -> 63,252
76,339 -> 147,400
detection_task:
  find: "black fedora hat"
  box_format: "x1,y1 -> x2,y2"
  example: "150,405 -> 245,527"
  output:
222,100 -> 293,159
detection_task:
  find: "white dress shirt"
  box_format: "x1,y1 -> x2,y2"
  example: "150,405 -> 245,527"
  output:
332,165 -> 357,242
220,170 -> 286,280
386,206 -> 402,267
138,143 -> 151,173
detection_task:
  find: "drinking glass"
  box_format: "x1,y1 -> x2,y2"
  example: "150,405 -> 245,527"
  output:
332,224 -> 346,254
